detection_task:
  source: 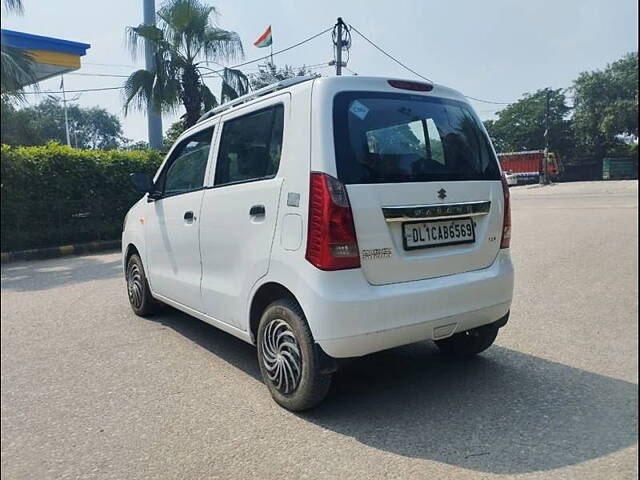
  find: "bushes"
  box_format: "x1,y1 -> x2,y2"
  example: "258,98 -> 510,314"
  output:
1,143 -> 163,251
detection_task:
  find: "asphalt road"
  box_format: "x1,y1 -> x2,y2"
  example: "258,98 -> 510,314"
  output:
1,181 -> 638,480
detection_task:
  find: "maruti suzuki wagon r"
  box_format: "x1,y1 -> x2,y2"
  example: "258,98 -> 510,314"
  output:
123,75 -> 514,411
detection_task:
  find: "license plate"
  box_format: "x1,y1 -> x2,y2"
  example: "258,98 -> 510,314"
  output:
402,218 -> 475,250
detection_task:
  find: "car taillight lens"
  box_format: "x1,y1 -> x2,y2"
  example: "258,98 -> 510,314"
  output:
305,172 -> 361,270
501,173 -> 511,248
387,79 -> 434,91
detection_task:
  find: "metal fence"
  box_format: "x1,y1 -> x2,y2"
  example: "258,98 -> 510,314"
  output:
559,156 -> 637,182
1,197 -> 135,252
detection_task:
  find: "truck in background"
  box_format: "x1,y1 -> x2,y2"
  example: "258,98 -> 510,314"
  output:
497,150 -> 562,185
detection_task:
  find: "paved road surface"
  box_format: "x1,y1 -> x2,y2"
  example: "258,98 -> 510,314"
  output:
2,181 -> 638,479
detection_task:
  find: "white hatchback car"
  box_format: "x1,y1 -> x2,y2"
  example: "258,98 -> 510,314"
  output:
123,76 -> 514,410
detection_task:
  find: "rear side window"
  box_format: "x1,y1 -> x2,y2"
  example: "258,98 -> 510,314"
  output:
160,127 -> 213,196
214,104 -> 284,186
333,92 -> 501,184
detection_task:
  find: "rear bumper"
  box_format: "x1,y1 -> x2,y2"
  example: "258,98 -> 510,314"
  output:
303,250 -> 514,358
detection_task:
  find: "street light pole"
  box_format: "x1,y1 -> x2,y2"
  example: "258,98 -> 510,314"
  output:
542,88 -> 551,185
143,0 -> 163,150
60,75 -> 71,147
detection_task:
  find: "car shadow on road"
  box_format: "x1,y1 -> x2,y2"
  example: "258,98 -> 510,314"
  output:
302,343 -> 638,474
147,308 -> 638,475
143,306 -> 262,381
0,253 -> 122,292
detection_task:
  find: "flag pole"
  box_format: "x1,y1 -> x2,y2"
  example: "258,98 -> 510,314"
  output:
270,34 -> 274,68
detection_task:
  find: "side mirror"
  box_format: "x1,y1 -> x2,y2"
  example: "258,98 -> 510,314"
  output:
130,172 -> 154,194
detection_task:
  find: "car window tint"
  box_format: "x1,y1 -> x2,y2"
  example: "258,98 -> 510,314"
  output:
162,128 -> 213,196
333,93 -> 501,184
214,104 -> 284,186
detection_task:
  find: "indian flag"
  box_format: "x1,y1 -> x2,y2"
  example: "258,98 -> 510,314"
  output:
253,26 -> 272,48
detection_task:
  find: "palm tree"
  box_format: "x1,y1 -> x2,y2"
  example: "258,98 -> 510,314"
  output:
1,0 -> 37,100
1,45 -> 37,100
123,0 -> 248,128
2,0 -> 22,13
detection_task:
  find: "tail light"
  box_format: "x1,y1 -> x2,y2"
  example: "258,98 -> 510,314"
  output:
500,173 -> 511,248
387,80 -> 433,91
305,172 -> 361,270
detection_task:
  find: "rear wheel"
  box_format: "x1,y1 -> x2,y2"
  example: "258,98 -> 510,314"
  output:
257,299 -> 331,411
125,254 -> 159,316
434,323 -> 499,357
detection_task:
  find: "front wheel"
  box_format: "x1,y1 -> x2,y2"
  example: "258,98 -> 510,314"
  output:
256,299 -> 331,411
434,323 -> 499,357
125,254 -> 159,317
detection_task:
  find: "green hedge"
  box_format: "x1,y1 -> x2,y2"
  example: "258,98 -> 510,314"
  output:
1,143 -> 163,251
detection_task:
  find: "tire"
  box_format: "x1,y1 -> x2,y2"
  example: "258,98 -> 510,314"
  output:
434,323 -> 499,357
125,253 -> 159,317
256,299 -> 332,411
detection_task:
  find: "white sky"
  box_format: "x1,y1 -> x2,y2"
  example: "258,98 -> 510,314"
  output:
3,0 -> 638,142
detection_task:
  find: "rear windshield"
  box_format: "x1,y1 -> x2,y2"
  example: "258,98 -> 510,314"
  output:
333,92 -> 501,184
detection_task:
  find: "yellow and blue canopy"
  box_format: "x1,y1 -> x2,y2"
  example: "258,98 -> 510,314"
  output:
1,29 -> 90,86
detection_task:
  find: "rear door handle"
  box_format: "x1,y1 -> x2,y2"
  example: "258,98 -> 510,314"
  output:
184,211 -> 195,222
249,205 -> 265,216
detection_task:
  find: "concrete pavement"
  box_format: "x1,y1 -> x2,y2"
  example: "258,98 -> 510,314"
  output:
1,181 -> 637,479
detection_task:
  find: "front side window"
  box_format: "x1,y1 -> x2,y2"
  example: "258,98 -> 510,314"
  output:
333,92 -> 501,184
214,104 -> 284,186
161,127 -> 214,196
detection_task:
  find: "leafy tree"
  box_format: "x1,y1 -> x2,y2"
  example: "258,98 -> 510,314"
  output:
124,140 -> 151,151
1,97 -> 125,149
1,0 -> 37,100
367,124 -> 422,155
249,63 -> 312,90
483,88 -> 574,158
123,0 -> 248,128
163,119 -> 186,149
572,52 -> 638,157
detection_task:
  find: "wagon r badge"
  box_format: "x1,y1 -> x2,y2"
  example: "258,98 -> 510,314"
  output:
437,188 -> 447,200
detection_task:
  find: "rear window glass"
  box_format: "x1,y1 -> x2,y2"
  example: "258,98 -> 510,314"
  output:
214,104 -> 284,186
333,92 -> 501,184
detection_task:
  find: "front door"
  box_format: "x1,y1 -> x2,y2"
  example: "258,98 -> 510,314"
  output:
146,126 -> 215,311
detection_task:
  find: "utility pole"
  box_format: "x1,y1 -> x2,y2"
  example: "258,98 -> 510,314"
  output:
541,88 -> 551,185
334,17 -> 347,76
335,18 -> 343,76
60,76 -> 71,146
144,0 -> 163,150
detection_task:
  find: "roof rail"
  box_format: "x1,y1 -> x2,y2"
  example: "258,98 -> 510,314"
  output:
197,75 -> 316,124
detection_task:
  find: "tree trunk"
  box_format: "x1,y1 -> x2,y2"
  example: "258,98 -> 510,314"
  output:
181,65 -> 203,128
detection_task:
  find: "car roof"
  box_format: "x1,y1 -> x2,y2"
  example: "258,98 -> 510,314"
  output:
180,75 -> 469,138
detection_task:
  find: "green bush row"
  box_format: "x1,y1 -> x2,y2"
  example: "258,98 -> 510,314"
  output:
1,143 -> 164,251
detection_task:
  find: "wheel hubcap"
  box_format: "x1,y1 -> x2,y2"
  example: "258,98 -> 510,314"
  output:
261,319 -> 302,394
127,263 -> 144,309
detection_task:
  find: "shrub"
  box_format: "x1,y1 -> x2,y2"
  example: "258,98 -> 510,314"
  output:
1,143 -> 163,251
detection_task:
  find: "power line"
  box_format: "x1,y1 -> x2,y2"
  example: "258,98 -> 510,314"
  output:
68,61 -> 331,83
70,72 -> 131,78
307,64 -> 333,70
202,26 -> 333,77
83,61 -> 137,68
35,63 -> 331,97
348,24 -> 433,83
349,22 -> 515,105
23,86 -> 124,95
465,95 -> 512,105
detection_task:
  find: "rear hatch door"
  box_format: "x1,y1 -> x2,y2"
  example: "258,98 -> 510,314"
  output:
333,91 -> 505,285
